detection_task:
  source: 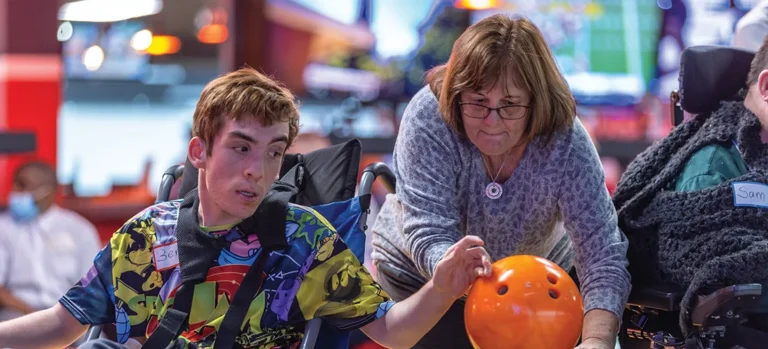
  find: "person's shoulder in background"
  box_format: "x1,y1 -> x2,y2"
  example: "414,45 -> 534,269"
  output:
0,206 -> 96,242
0,212 -> 17,247
50,205 -> 97,231
48,206 -> 105,266
0,211 -> 16,227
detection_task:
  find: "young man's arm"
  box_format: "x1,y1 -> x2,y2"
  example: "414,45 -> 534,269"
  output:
361,235 -> 491,349
360,279 -> 454,348
0,303 -> 88,349
0,236 -> 118,348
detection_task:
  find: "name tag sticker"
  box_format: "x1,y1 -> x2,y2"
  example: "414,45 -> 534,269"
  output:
732,182 -> 768,208
153,240 -> 180,271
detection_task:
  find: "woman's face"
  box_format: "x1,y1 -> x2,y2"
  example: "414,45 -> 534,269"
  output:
460,82 -> 531,156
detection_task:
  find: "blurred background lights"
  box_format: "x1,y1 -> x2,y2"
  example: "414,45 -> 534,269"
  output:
130,29 -> 153,52
82,45 -> 104,71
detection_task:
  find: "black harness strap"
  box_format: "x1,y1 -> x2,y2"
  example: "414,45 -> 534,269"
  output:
211,248 -> 271,348
143,189 -> 215,349
213,181 -> 295,348
142,182 -> 297,349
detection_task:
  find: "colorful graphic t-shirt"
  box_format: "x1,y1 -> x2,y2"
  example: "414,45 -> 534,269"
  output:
59,200 -> 394,348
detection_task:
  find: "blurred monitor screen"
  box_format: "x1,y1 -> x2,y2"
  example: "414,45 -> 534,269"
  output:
472,1 -> 663,106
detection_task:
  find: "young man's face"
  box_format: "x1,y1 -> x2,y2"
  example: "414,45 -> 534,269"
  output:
191,117 -> 289,225
747,68 -> 768,142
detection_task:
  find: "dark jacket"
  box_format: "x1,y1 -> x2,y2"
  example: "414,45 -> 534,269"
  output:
613,99 -> 768,334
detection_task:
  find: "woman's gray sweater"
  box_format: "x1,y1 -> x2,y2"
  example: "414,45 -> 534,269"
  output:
371,86 -> 631,318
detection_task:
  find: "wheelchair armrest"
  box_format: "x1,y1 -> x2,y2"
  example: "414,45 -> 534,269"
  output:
626,283 -> 684,311
85,325 -> 103,340
299,318 -> 322,349
691,283 -> 762,327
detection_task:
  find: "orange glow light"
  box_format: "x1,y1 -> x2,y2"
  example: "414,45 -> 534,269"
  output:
145,35 -> 181,55
197,24 -> 228,44
454,0 -> 501,10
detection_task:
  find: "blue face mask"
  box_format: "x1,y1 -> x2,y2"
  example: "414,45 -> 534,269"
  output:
8,192 -> 39,222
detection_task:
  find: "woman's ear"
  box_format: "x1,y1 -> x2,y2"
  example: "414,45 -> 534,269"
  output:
188,137 -> 207,169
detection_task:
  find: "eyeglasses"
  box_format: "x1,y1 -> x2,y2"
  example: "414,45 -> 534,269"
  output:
459,102 -> 530,120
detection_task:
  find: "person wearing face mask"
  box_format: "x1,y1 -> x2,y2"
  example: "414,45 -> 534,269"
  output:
370,14 -> 631,349
0,161 -> 101,323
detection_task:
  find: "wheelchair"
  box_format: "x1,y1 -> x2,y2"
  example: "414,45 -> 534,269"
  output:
82,138 -> 396,349
619,45 -> 768,349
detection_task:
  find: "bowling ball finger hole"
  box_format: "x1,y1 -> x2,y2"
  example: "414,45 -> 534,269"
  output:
548,289 -> 560,299
546,272 -> 558,285
498,285 -> 508,295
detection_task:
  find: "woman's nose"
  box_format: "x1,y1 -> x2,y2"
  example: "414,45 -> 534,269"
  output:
484,109 -> 502,126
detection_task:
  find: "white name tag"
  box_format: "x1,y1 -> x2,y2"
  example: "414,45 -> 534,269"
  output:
153,240 -> 180,271
732,182 -> 768,208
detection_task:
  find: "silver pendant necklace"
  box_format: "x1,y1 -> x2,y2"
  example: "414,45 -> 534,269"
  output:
482,152 -> 509,200
485,181 -> 502,200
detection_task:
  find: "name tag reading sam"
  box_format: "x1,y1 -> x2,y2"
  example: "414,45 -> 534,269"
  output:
153,240 -> 180,271
732,182 -> 768,209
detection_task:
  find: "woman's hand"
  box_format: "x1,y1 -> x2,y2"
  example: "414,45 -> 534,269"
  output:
431,235 -> 493,300
575,337 -> 614,349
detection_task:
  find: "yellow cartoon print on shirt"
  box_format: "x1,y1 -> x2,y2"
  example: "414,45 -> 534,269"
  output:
60,200 -> 395,348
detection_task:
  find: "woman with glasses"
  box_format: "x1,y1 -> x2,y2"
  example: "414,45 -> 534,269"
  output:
371,14 -> 630,349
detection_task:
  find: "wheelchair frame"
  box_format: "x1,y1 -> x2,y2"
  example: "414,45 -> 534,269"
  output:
620,88 -> 768,349
83,161 -> 397,349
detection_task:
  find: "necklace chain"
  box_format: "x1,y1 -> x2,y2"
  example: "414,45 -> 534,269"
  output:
482,151 -> 510,183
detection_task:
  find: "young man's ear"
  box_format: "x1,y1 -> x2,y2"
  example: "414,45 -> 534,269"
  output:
757,69 -> 768,102
188,137 -> 207,169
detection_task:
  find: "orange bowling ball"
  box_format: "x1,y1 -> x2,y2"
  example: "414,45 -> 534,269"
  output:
464,255 -> 583,349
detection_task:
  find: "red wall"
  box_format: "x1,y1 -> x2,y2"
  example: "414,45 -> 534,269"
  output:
0,0 -> 61,205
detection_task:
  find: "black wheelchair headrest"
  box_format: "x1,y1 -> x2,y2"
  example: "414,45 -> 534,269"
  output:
679,45 -> 755,114
177,138 -> 362,206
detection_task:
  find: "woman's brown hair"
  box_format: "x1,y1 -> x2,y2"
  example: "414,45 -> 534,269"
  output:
426,14 -> 575,145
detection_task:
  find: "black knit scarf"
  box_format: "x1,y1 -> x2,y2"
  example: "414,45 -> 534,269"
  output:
612,99 -> 768,335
